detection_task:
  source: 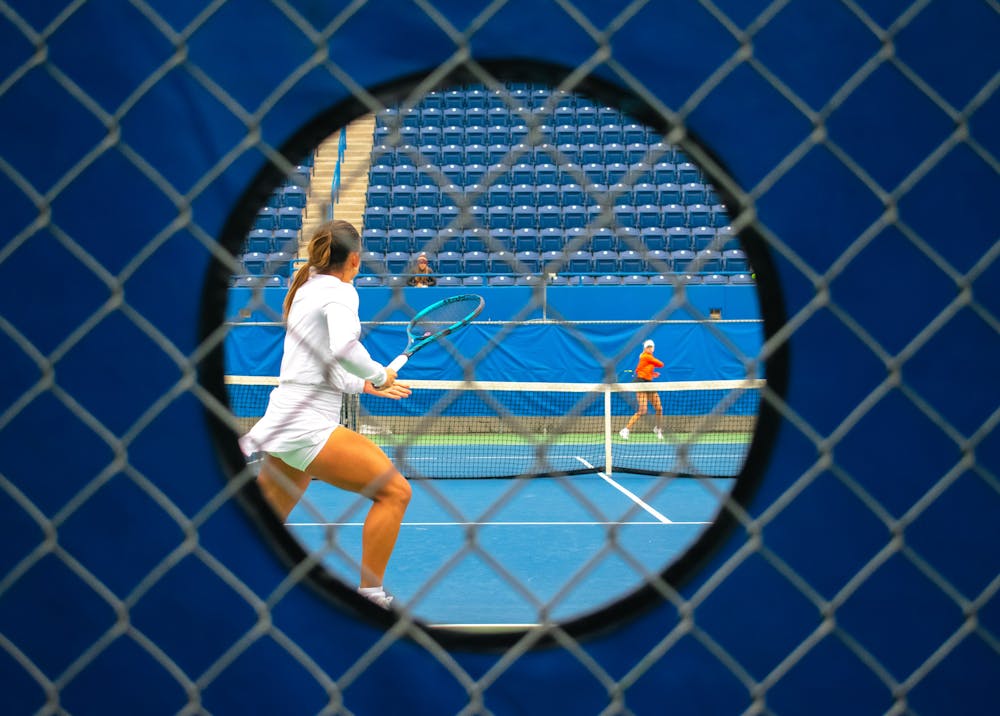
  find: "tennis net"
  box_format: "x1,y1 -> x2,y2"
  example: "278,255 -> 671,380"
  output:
226,377 -> 764,479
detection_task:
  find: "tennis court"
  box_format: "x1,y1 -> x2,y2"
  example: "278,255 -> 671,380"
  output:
288,473 -> 735,625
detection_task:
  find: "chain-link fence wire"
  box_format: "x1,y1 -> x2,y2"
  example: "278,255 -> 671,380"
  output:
0,0 -> 997,713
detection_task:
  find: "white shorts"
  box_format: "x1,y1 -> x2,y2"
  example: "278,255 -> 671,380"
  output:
239,384 -> 345,472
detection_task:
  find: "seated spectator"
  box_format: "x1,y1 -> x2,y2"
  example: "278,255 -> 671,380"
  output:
407,252 -> 436,287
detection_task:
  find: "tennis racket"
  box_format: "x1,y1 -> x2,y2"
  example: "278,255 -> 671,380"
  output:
387,294 -> 484,372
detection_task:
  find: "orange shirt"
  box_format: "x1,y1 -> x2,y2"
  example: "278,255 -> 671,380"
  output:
635,351 -> 664,380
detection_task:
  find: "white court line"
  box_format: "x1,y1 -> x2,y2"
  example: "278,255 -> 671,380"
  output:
574,457 -> 674,524
288,521 -> 709,526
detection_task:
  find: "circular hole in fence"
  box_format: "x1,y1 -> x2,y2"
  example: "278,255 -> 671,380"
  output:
204,65 -> 787,649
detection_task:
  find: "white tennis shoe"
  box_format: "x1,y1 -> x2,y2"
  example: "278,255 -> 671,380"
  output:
619,428 -> 630,440
654,427 -> 664,440
358,587 -> 394,609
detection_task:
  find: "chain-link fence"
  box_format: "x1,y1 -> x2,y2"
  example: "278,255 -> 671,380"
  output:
1,1 -> 997,714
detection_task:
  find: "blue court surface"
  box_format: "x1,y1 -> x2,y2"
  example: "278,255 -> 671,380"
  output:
287,474 -> 735,625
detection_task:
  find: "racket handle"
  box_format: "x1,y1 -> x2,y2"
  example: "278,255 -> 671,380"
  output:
387,354 -> 408,373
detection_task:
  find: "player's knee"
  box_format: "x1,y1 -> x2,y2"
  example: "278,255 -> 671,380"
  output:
379,471 -> 411,508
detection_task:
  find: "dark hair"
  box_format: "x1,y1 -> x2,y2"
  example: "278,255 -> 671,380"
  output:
283,220 -> 361,318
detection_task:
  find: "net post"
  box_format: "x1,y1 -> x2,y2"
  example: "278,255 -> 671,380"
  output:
604,387 -> 612,475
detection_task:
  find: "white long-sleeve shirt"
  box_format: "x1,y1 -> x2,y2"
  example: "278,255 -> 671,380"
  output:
278,273 -> 387,393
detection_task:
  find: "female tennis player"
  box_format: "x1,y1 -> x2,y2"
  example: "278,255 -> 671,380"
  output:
619,339 -> 665,441
240,219 -> 411,609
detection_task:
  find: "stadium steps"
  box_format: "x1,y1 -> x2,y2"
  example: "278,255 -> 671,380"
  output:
303,114 -> 375,252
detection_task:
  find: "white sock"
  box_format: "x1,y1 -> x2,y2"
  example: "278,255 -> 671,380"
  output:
358,586 -> 384,597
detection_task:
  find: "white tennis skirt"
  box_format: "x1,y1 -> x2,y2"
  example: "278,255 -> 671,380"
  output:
239,383 -> 344,471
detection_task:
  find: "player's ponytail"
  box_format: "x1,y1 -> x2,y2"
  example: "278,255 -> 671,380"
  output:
283,220 -> 361,319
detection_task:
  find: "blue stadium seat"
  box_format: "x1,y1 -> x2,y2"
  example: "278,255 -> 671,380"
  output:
662,204 -> 686,227
489,251 -> 516,274
646,249 -> 672,272
515,274 -> 544,286
703,273 -> 729,285
649,274 -> 673,285
558,162 -> 582,185
676,162 -> 700,184
462,275 -> 485,287
436,275 -> 462,287
487,141 -> 510,163
509,163 -> 533,185
541,250 -> 564,272
355,275 -> 382,288
363,206 -> 389,230
411,228 -> 436,252
711,204 -> 730,227
400,108 -> 420,128
484,205 -> 512,231
617,226 -> 642,252
391,184 -> 415,208
512,205 -> 536,229
463,251 -> 488,274
588,228 -> 616,252
441,144 -> 463,164
465,143 -> 488,165
422,90 -> 444,109
254,207 -> 278,231
516,250 -> 541,273
593,250 -> 619,273
241,251 -> 268,275
671,249 -> 695,272
537,205 -> 562,230
487,228 -> 514,252
418,126 -> 441,147
666,227 -> 692,251
560,183 -> 584,207
465,125 -> 487,145
636,204 -> 661,229
393,164 -> 417,185
281,185 -> 306,208
682,182 -> 706,205
271,229 -> 298,253
640,228 -> 667,251
580,143 -> 602,164
555,124 -> 577,145
577,123 -> 599,144
603,142 -> 626,164
609,183 -> 632,206
463,228 -> 489,252
723,249 -> 749,272
264,251 -> 298,278
388,207 -> 413,231
595,274 -> 622,285
465,164 -> 487,185
556,142 -> 580,164
435,227 -> 463,253
563,205 -> 587,229
630,161 -> 653,184
730,273 -> 755,284
385,251 -> 411,274
443,106 -> 464,124
245,229 -> 272,254
487,112 -> 509,132
488,275 -> 516,286
414,184 -> 439,207
656,182 -> 681,205
633,182 -> 657,206
438,205 -> 460,229
466,90 -> 488,110
538,229 -> 563,253
687,204 -> 712,228
487,183 -> 512,207
411,206 -> 437,231
653,162 -> 677,184
360,251 -> 386,275
567,250 -> 593,273
386,229 -> 413,253
366,184 -> 390,208
536,183 -> 559,206
441,124 -> 464,145
691,227 -> 717,250
619,250 -> 644,273
437,251 -> 462,274
511,184 -> 536,206
513,228 -> 539,252
509,124 -> 529,145
582,163 -> 606,184
606,162 -> 628,184
369,164 -> 392,185
420,107 -> 444,128
622,274 -> 648,285
715,226 -> 740,250
612,205 -> 637,229
622,124 -> 646,145
626,142 -> 648,164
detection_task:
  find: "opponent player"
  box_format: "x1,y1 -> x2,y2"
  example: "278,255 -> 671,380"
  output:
619,339 -> 665,441
240,219 -> 411,609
